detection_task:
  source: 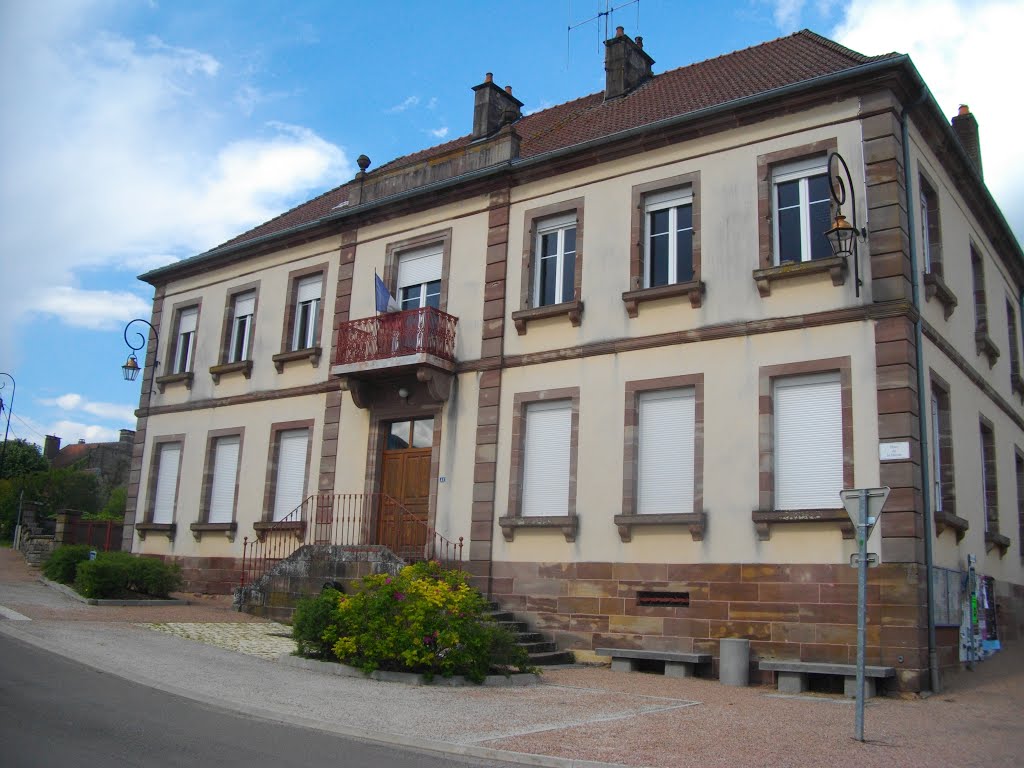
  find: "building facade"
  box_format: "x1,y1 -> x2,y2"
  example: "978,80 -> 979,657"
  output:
125,29 -> 1024,691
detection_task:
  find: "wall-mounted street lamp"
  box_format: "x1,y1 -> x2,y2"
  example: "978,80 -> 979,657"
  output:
824,151 -> 867,297
122,319 -> 159,386
0,372 -> 15,478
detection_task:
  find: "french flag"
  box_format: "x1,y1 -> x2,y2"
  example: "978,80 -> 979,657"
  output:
374,271 -> 400,313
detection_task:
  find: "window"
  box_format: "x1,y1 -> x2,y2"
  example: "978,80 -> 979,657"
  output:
172,306 -> 198,374
772,156 -> 831,265
637,388 -> 695,514
150,442 -> 182,524
930,378 -> 956,518
1007,300 -> 1023,393
644,188 -> 694,287
521,400 -> 572,517
387,418 -> 434,449
271,427 -> 310,521
534,213 -> 577,307
292,275 -> 322,351
980,420 -> 998,534
1016,449 -> 1024,558
397,246 -> 442,310
774,372 -> 843,510
206,435 -> 240,524
919,177 -> 941,274
228,292 -> 255,363
972,247 -> 999,367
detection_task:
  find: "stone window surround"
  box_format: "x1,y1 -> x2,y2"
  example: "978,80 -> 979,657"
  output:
192,427 -> 245,541
971,245 -> 1000,368
918,167 -> 957,318
156,298 -> 202,392
753,138 -> 848,298
616,373 -> 705,542
1006,297 -> 1024,397
211,281 -> 260,383
274,263 -> 328,372
511,198 -> 585,335
382,228 -> 453,313
260,419 -> 314,526
753,356 -> 854,540
137,433 -> 185,541
1015,446 -> 1024,562
930,371 -> 966,541
500,387 -> 581,542
979,414 -> 1009,557
622,171 -> 705,316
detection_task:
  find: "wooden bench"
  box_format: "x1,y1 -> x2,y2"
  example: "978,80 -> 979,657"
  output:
759,660 -> 896,699
596,648 -> 711,678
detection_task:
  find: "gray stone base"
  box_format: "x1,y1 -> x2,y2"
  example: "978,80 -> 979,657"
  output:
665,661 -> 696,678
610,658 -> 637,672
844,676 -> 878,699
776,671 -> 809,694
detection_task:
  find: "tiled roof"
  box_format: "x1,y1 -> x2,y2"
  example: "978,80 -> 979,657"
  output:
200,30 -> 898,256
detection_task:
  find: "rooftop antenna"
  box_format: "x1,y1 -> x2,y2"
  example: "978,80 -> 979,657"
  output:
567,0 -> 640,67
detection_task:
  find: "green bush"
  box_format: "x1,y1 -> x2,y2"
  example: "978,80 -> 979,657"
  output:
42,545 -> 93,584
74,552 -> 181,599
292,588 -> 344,657
321,561 -> 531,682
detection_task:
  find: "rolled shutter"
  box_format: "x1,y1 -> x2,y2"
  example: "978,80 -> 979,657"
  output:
521,401 -> 571,517
233,292 -> 255,318
208,436 -> 240,524
397,246 -> 442,290
151,443 -> 181,524
178,307 -> 198,334
296,275 -> 321,303
273,429 -> 309,521
637,389 -> 695,515
774,373 -> 842,509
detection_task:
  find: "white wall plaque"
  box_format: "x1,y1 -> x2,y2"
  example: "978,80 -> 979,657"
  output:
878,441 -> 910,461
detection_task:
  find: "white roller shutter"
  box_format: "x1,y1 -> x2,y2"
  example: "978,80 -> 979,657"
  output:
296,275 -> 322,303
774,373 -> 843,510
645,186 -> 692,212
233,292 -> 255,318
638,389 -> 695,515
151,443 -> 181,524
397,246 -> 443,290
208,436 -> 240,524
521,401 -> 571,517
178,307 -> 198,334
273,429 -> 309,521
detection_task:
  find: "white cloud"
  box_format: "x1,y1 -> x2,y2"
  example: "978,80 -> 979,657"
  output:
832,0 -> 1024,238
387,95 -> 420,113
52,420 -> 123,443
770,0 -> 808,28
0,6 -> 351,354
39,393 -> 137,423
34,287 -> 152,330
428,126 -> 449,139
426,97 -> 438,110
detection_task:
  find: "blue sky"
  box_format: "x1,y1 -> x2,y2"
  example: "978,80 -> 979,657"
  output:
1,0 -> 1021,448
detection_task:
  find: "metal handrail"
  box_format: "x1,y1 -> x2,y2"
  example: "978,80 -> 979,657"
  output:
334,307 -> 458,365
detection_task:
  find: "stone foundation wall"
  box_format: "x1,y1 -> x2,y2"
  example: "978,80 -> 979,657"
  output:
485,560 -> 930,691
994,578 -> 1024,643
153,555 -> 244,595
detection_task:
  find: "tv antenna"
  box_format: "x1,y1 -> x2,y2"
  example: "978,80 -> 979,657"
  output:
568,0 -> 641,63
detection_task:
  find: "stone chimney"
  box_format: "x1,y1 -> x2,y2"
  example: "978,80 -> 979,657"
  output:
119,429 -> 135,445
43,435 -> 61,461
471,73 -> 523,140
951,104 -> 983,179
604,27 -> 654,101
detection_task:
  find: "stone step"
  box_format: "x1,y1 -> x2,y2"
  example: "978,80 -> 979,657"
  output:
527,650 -> 574,666
496,620 -> 528,633
514,632 -> 544,644
519,641 -> 557,654
487,611 -> 515,622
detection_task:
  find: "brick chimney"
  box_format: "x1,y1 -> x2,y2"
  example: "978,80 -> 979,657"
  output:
951,104 -> 983,179
604,27 -> 654,101
471,73 -> 523,140
119,429 -> 135,445
43,435 -> 61,461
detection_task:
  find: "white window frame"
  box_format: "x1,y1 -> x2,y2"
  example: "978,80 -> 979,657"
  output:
207,435 -> 241,524
397,245 -> 443,310
774,371 -> 843,510
272,428 -> 310,522
521,400 -> 572,517
920,187 -> 933,273
533,213 -> 577,307
771,156 -> 830,265
292,276 -> 322,351
229,292 -> 255,363
173,307 -> 198,374
637,388 -> 695,515
643,187 -> 694,288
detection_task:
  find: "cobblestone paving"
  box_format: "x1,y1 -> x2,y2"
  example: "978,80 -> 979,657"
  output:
137,622 -> 297,660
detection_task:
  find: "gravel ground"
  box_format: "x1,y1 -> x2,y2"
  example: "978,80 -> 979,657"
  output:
2,548 -> 1021,768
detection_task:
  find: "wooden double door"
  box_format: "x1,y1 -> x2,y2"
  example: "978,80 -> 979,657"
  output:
377,418 -> 433,558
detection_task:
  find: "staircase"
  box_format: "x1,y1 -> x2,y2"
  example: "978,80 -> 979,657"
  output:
487,603 -> 574,666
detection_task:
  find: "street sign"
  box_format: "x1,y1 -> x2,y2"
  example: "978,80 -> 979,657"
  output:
849,552 -> 878,568
839,487 -> 890,540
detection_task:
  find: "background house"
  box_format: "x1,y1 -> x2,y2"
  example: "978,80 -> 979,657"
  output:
124,28 -> 1024,691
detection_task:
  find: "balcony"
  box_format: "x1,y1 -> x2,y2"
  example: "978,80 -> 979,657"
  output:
332,307 -> 458,408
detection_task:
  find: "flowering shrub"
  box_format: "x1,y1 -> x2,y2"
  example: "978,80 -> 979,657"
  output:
294,561 -> 531,682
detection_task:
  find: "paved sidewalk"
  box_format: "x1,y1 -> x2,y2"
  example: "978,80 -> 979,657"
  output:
1,548 -> 1021,768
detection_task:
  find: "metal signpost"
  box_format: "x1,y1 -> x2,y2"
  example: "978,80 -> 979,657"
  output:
839,486 -> 890,743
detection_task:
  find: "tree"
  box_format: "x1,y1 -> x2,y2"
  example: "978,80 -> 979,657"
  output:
0,439 -> 47,480
96,486 -> 127,521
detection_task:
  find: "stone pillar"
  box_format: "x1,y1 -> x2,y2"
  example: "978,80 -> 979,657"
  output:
718,638 -> 750,686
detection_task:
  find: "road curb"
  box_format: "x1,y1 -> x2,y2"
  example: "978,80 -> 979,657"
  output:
279,653 -> 540,687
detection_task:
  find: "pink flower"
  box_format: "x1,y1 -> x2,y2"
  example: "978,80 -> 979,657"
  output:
394,592 -> 405,601
384,577 -> 392,585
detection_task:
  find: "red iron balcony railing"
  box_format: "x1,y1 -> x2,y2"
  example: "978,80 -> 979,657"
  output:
334,307 -> 458,366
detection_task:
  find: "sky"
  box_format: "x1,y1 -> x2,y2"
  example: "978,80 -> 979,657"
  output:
1,0 -> 1022,450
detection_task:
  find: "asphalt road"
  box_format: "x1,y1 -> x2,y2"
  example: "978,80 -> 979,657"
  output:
0,633 -> 508,768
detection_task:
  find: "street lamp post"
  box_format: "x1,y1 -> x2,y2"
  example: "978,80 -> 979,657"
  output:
824,151 -> 867,297
122,319 -> 159,388
0,372 -> 15,479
